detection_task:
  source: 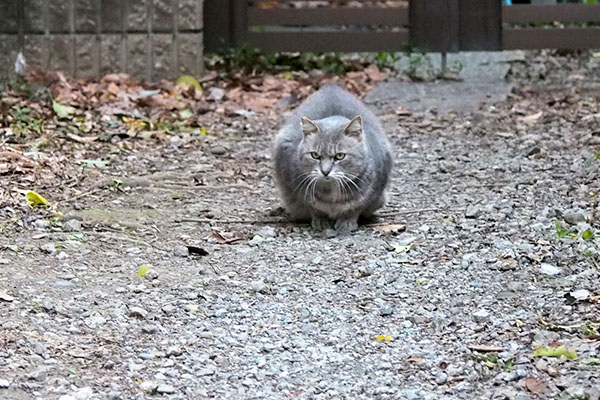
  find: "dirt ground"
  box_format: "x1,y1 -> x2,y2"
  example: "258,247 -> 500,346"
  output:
1,52 -> 600,399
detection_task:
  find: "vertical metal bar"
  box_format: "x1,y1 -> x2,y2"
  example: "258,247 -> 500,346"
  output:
441,52 -> 447,75
17,0 -> 24,53
95,0 -> 101,77
121,0 -> 129,74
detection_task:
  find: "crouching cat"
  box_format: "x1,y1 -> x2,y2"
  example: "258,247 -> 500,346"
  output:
273,85 -> 392,231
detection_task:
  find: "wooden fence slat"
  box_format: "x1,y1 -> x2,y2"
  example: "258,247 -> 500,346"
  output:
246,30 -> 409,52
248,7 -> 409,26
504,27 -> 600,49
502,4 -> 600,23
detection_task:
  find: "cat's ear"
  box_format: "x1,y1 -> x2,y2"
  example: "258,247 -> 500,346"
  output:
301,117 -> 319,137
344,116 -> 363,140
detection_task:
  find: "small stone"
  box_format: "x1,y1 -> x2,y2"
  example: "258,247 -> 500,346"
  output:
27,367 -> 47,382
144,269 -> 159,280
435,371 -> 448,385
140,380 -> 158,393
41,299 -> 55,312
402,320 -> 413,329
55,280 -> 75,289
40,243 -> 56,254
251,280 -> 269,294
63,219 -> 82,232
473,309 -> 490,323
564,385 -> 586,398
138,353 -> 155,360
157,384 -> 176,394
162,305 -> 176,315
563,212 -> 586,225
379,303 -> 394,316
569,289 -> 590,301
446,365 -> 462,376
166,346 -> 182,357
465,204 -> 481,219
214,308 -> 228,317
0,378 -> 10,388
540,263 -> 561,276
173,245 -> 189,257
128,306 -> 148,319
141,324 -> 157,334
208,87 -> 225,101
210,146 -> 227,156
248,235 -> 266,246
257,226 -> 277,238
34,219 -> 50,229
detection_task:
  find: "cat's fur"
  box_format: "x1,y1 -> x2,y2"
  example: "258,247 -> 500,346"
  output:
273,85 -> 392,231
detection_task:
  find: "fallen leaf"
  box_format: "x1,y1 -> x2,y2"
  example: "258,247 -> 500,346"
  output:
213,231 -> 242,244
390,242 -> 416,253
176,75 -> 202,92
524,377 -> 547,394
0,290 -> 15,302
533,345 -> 577,360
52,101 -> 76,119
66,133 -> 98,143
468,344 -> 503,352
375,334 -> 393,342
137,265 -> 149,278
187,245 -> 209,256
582,229 -> 595,240
26,191 -> 50,207
519,111 -> 543,125
374,224 -> 406,233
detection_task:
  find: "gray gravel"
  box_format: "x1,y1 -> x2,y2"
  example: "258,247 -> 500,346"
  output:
1,67 -> 600,399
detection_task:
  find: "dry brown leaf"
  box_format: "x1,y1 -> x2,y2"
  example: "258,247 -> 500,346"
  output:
468,344 -> 503,352
519,111 -> 543,125
373,224 -> 406,233
523,377 -> 547,394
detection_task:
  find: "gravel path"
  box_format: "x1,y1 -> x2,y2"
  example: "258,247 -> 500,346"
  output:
1,78 -> 599,400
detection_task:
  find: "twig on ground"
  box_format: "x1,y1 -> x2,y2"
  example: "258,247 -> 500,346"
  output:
176,217 -> 288,225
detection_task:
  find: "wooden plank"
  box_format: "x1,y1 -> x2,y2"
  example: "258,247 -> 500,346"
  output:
409,0 -> 459,52
504,27 -> 600,49
245,31 -> 409,52
204,0 -> 232,51
502,4 -> 600,24
248,7 -> 409,26
231,0 -> 249,46
460,0 -> 501,51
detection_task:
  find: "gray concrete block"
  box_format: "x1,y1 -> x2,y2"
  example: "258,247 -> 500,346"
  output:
76,35 -> 99,78
128,0 -> 149,32
47,35 -> 73,73
75,0 -> 98,33
0,35 -> 19,75
152,0 -> 174,32
178,0 -> 202,31
24,0 -> 46,34
152,33 -> 173,79
177,33 -> 203,77
127,34 -> 149,80
101,0 -> 124,32
100,34 -> 123,76
23,35 -> 47,71
0,1 -> 19,33
49,2 -> 72,33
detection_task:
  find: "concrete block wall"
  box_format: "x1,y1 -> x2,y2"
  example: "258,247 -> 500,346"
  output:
0,0 -> 204,81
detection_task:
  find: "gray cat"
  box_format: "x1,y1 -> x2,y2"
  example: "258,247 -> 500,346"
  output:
273,84 -> 392,231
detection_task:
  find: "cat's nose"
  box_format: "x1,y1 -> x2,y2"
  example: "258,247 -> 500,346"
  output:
320,161 -> 333,176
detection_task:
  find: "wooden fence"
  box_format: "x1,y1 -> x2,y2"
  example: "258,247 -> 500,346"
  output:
204,0 -> 600,53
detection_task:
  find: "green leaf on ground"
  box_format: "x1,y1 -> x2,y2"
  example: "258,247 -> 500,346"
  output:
175,75 -> 202,92
26,191 -> 50,207
533,345 -> 577,360
137,264 -> 150,278
52,101 -> 76,119
179,108 -> 193,119
582,229 -> 595,240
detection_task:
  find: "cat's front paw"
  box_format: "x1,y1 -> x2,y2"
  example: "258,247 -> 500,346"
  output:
334,218 -> 358,232
311,217 -> 332,231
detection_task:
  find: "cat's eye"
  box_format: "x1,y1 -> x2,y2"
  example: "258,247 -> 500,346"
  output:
334,153 -> 346,161
310,152 -> 321,159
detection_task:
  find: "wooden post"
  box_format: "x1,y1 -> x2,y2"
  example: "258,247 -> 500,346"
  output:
230,0 -> 248,47
409,0 -> 460,52
459,0 -> 502,51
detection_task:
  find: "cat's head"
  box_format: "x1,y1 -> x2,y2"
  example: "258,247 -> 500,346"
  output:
298,115 -> 366,183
